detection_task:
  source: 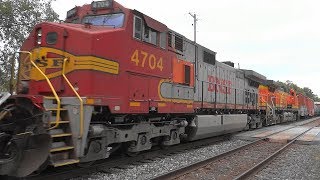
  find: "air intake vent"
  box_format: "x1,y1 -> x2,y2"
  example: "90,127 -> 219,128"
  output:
168,32 -> 172,47
203,51 -> 216,65
222,61 -> 234,67
175,35 -> 183,52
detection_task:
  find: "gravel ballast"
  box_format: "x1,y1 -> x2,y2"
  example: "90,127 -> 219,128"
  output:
252,144 -> 320,180
73,118 -> 320,180
73,139 -> 247,180
176,141 -> 284,180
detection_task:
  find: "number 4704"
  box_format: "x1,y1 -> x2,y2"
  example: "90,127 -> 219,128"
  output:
131,50 -> 163,71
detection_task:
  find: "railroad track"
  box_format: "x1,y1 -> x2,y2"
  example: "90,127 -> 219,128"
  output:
3,134 -> 229,180
152,118 -> 320,180
3,118 -> 318,180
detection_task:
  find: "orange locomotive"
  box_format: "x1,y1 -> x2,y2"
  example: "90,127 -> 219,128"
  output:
298,93 -> 315,117
259,81 -> 299,126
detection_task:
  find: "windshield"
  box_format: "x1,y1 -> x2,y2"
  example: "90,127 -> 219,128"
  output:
82,13 -> 125,28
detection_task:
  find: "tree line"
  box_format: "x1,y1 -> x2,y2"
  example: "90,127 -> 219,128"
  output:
276,80 -> 320,102
0,0 -> 59,91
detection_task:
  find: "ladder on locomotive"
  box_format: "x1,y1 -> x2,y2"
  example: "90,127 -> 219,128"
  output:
19,51 -> 83,167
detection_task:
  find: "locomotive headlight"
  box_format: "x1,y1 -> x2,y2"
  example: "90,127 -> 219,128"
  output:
37,28 -> 42,45
37,39 -> 41,45
91,0 -> 113,10
37,29 -> 42,37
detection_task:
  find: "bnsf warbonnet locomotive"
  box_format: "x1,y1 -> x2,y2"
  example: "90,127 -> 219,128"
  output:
0,0 -> 309,177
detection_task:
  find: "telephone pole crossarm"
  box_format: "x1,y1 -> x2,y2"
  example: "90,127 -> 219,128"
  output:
189,12 -> 198,43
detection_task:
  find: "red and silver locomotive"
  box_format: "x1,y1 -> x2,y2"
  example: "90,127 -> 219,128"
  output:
0,0 -> 306,177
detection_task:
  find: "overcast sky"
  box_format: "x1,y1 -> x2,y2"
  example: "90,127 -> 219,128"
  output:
52,0 -> 320,96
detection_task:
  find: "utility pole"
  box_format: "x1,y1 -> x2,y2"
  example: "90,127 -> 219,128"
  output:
189,12 -> 199,87
189,12 -> 198,43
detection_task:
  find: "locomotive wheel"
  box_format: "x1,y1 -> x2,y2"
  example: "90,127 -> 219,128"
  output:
159,143 -> 169,150
126,151 -> 139,157
77,161 -> 96,168
0,140 -> 21,165
123,142 -> 140,157
34,158 -> 50,175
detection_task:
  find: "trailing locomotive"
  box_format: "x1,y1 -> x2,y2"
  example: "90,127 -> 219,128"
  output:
0,0 -> 309,177
315,102 -> 320,116
297,93 -> 315,117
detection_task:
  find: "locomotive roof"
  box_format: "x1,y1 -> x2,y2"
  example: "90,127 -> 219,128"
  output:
132,10 -> 168,32
241,69 -> 267,84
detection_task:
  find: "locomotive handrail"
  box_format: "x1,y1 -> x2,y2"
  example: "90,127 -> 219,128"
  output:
18,51 -> 62,130
259,96 -> 274,115
0,92 -> 11,106
62,58 -> 84,138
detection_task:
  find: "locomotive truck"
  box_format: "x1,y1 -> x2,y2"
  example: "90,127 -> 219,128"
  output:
0,0 -> 304,177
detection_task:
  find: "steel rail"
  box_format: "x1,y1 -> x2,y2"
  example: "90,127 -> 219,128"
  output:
151,118 -> 320,180
234,122 -> 318,180
151,138 -> 269,180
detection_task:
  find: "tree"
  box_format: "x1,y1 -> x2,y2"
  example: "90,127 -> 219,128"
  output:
276,81 -> 289,93
0,0 -> 59,92
276,80 -> 320,102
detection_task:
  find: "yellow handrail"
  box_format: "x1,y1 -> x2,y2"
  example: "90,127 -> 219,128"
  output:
62,58 -> 84,138
18,51 -> 61,130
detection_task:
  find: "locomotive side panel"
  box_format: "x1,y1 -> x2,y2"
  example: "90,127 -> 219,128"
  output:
215,62 -> 236,108
195,45 -> 215,106
236,70 -> 245,108
306,97 -> 315,116
298,93 -> 308,117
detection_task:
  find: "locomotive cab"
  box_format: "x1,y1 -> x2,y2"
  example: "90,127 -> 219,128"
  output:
18,0 -> 130,96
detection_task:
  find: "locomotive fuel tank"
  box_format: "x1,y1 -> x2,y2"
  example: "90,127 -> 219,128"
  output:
186,114 -> 248,141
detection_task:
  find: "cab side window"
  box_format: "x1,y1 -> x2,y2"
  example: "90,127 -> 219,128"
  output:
143,26 -> 158,46
134,16 -> 143,40
160,32 -> 166,49
133,15 -> 163,47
